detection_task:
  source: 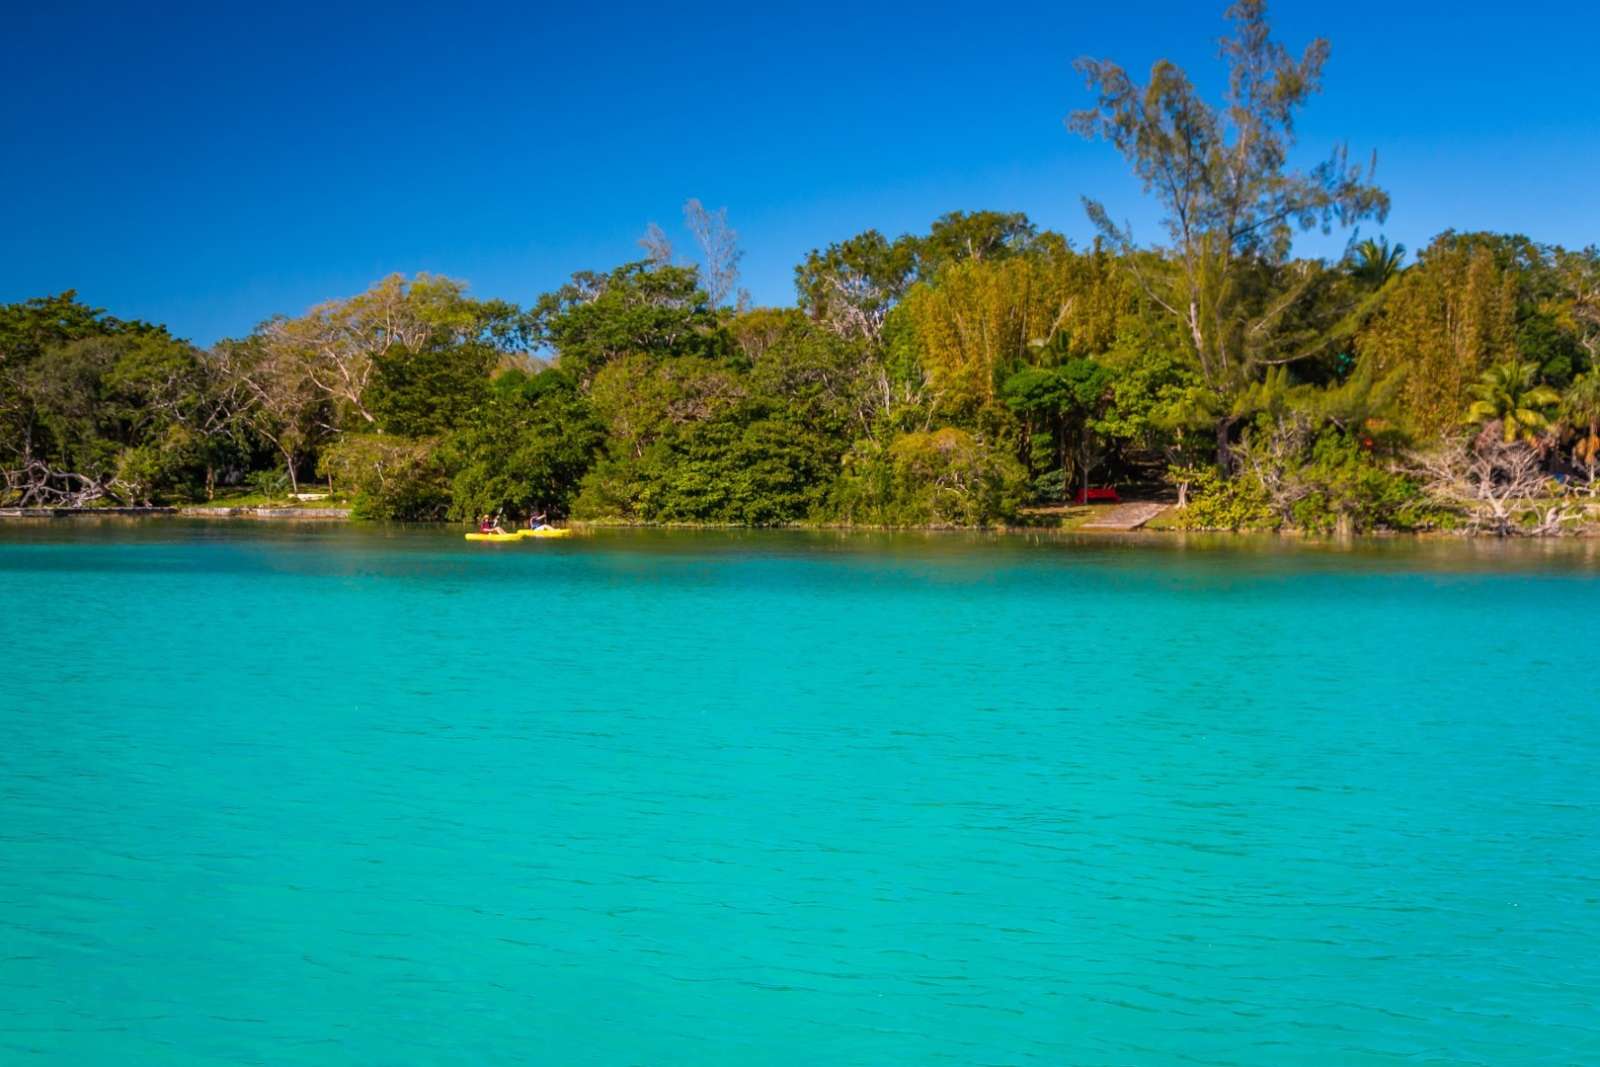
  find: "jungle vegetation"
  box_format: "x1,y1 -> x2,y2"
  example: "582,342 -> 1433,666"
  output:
4,2 -> 1598,535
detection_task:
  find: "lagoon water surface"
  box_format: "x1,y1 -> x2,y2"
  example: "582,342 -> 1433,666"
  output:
2,523 -> 1597,1065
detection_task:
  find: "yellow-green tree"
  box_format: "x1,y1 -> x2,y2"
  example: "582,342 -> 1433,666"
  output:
898,247 -> 1132,424
1356,237 -> 1518,440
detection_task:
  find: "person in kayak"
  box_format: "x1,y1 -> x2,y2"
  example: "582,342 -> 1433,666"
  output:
479,514 -> 505,534
529,510 -> 554,531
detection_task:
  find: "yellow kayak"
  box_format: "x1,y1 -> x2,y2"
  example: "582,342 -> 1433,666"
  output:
464,528 -> 573,541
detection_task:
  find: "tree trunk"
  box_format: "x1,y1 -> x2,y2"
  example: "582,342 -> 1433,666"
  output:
1058,427 -> 1067,493
1215,416 -> 1236,476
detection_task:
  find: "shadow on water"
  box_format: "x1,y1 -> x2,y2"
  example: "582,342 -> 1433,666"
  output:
2,518 -> 1598,580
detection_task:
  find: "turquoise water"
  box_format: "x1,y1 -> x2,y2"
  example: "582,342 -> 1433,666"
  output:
2,523 -> 1598,1065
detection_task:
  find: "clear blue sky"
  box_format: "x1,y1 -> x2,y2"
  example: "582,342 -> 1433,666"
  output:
3,1 -> 1596,344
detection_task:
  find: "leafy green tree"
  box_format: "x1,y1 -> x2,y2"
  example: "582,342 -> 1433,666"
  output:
528,262 -> 723,382
795,230 -> 920,346
1094,317 -> 1210,462
587,354 -> 746,459
830,427 -> 1028,526
1003,358 -> 1116,498
446,368 -> 604,521
739,310 -> 878,437
1,293 -> 135,503
0,291 -> 117,362
318,434 -> 450,519
1465,360 -> 1560,443
366,340 -> 495,437
0,295 -> 224,505
916,211 -> 1040,276
574,354 -> 757,518
616,407 -> 841,525
113,428 -> 204,505
262,273 -> 512,428
1515,306 -> 1587,387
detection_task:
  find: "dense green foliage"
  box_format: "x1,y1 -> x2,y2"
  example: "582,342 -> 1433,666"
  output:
5,4 -> 1598,534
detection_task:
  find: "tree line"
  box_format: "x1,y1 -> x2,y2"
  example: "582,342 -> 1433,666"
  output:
4,2 -> 1598,534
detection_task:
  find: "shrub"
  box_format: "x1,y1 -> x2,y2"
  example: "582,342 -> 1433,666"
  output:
1289,432 -> 1439,533
1168,464 -> 1277,530
246,467 -> 291,497
830,427 -> 1028,526
317,434 -> 449,520
1175,430 -> 1445,533
576,411 -> 840,525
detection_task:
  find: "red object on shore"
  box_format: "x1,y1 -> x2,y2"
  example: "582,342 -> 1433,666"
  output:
1074,487 -> 1120,504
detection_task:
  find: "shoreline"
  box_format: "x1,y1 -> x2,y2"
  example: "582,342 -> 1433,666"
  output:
1,505 -> 351,521
4,505 -> 1598,539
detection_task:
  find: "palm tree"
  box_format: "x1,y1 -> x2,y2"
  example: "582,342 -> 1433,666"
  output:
1562,373 -> 1600,476
1466,360 -> 1562,444
1350,237 -> 1406,287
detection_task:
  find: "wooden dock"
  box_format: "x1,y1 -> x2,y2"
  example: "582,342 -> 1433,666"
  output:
1079,501 -> 1170,531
